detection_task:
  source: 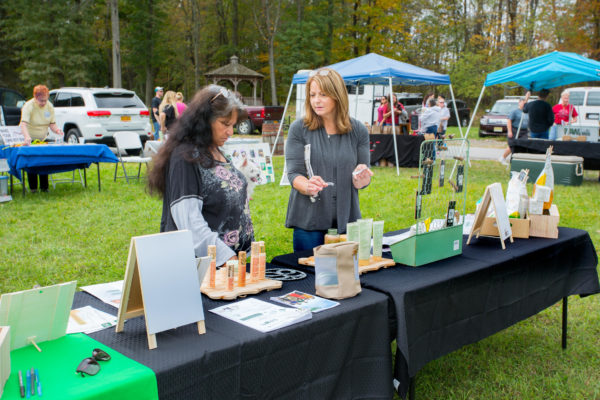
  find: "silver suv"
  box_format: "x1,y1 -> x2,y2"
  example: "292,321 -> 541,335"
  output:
48,87 -> 152,145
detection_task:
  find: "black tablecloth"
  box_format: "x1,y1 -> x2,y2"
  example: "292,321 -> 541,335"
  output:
77,265 -> 394,400
369,134 -> 425,167
512,138 -> 600,170
271,227 -> 599,398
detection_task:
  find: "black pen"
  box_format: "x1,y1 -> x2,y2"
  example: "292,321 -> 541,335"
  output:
18,370 -> 25,398
30,368 -> 35,396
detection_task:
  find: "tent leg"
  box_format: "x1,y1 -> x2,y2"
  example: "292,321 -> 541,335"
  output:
448,84 -> 463,138
271,83 -> 295,157
388,77 -> 400,176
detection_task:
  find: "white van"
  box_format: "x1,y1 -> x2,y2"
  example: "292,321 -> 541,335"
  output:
567,87 -> 600,126
295,72 -> 387,125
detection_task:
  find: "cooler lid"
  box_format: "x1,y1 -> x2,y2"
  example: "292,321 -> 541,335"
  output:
511,153 -> 584,163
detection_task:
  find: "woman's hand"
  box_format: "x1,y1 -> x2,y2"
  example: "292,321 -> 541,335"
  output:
352,164 -> 373,189
306,175 -> 327,196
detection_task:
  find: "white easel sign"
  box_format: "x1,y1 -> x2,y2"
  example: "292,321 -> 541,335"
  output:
0,126 -> 24,146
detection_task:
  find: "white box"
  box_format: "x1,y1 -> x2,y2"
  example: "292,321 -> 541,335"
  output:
529,199 -> 544,215
534,185 -> 551,202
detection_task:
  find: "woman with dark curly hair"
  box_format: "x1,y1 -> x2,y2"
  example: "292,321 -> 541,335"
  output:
148,85 -> 252,266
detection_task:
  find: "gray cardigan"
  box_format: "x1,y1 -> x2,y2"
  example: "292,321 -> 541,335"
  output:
285,117 -> 370,233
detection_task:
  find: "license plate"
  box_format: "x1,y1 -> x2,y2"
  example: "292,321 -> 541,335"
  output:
121,115 -> 131,122
493,126 -> 503,132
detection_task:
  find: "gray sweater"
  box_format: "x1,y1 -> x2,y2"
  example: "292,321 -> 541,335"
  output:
285,117 -> 370,233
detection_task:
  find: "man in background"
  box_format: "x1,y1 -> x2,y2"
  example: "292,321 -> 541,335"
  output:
523,89 -> 553,139
151,86 -> 163,140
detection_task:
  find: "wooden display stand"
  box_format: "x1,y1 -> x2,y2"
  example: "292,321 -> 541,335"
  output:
467,183 -> 514,249
116,231 -> 206,350
201,267 -> 282,300
481,217 -> 530,239
298,255 -> 396,275
529,204 -> 559,238
0,326 -> 9,398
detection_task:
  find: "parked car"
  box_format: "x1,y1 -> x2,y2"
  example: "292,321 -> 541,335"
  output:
0,88 -> 26,126
395,93 -> 423,116
478,96 -> 535,137
48,87 -> 152,145
567,87 -> 600,125
236,104 -> 285,135
446,99 -> 470,127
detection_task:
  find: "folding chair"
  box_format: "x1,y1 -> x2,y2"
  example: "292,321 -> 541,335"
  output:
113,131 -> 152,183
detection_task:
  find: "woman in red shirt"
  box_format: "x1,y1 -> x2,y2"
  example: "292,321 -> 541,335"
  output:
550,90 -> 578,140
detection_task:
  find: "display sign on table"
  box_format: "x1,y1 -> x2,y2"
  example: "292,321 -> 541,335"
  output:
556,125 -> 599,142
222,141 -> 275,184
0,126 -> 24,146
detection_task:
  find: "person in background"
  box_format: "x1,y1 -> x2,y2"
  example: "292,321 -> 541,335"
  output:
499,97 -> 529,166
285,68 -> 373,252
148,85 -> 252,266
376,96 -> 388,126
437,95 -> 450,138
419,98 -> 441,135
159,90 -> 179,138
19,84 -> 64,192
383,94 -> 406,128
523,89 -> 554,139
550,90 -> 578,140
151,86 -> 163,139
175,92 -> 187,116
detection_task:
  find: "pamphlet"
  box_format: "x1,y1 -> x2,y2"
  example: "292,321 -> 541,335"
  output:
80,280 -> 123,309
270,291 -> 339,313
67,306 -> 118,334
210,298 -> 311,333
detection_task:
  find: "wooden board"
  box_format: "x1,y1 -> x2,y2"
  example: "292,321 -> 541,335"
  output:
298,255 -> 396,275
529,204 -> 559,238
201,268 -> 282,300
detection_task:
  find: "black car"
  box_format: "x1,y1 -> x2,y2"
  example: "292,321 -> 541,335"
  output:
446,99 -> 470,127
0,88 -> 26,126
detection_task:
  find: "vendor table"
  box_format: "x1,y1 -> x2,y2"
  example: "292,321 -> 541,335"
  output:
370,134 -> 425,167
512,138 -> 600,170
1,143 -> 118,195
271,227 -> 599,399
77,268 -> 394,400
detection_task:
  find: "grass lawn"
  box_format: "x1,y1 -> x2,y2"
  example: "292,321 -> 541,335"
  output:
1,153 -> 599,399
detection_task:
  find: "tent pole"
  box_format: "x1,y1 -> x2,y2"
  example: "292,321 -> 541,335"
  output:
450,85 -> 485,180
515,111 -> 525,139
448,84 -> 463,138
271,83 -> 294,158
388,77 -> 400,176
354,82 -> 360,120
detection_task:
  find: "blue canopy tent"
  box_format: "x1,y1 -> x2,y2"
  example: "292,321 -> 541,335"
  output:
273,53 -> 456,176
465,51 -> 600,139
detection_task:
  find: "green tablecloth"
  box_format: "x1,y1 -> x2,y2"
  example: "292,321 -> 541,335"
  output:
2,333 -> 157,400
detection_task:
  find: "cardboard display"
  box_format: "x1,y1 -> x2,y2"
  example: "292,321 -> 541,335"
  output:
529,204 -> 560,238
116,230 -> 206,350
467,183 -> 514,249
0,281 -> 76,351
0,326 -> 9,398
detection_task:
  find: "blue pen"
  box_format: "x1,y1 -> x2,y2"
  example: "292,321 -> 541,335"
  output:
25,370 -> 31,398
35,369 -> 42,397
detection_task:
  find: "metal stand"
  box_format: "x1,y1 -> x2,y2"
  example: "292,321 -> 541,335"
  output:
562,296 -> 568,349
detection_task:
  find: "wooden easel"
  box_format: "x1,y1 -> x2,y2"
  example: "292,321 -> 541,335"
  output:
116,232 -> 206,350
467,183 -> 514,249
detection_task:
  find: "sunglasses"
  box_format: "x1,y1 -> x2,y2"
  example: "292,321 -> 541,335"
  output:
309,69 -> 331,77
76,348 -> 111,377
210,87 -> 232,103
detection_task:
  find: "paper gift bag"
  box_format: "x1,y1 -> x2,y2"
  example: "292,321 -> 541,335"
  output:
371,125 -> 381,134
313,242 -> 361,299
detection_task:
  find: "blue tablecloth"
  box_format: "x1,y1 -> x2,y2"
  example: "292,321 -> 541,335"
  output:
1,144 -> 118,180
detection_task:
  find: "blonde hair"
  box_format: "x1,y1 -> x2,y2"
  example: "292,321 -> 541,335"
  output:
159,90 -> 179,117
303,69 -> 351,134
176,92 -> 184,102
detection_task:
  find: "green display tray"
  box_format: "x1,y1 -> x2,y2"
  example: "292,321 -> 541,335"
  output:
390,224 -> 463,266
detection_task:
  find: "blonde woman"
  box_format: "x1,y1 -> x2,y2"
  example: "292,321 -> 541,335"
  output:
285,68 -> 373,252
159,90 -> 179,137
175,92 -> 187,115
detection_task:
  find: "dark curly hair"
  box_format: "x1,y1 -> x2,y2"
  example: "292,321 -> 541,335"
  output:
148,85 -> 247,196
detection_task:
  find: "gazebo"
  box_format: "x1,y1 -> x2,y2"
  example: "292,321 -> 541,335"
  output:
205,56 -> 264,105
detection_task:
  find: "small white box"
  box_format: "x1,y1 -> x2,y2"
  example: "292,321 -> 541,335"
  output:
529,199 -> 544,215
534,185 -> 551,202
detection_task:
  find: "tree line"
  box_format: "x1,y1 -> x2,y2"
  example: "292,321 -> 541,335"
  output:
1,0 -> 598,109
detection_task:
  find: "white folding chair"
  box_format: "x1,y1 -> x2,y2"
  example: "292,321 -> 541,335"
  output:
113,131 -> 152,183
